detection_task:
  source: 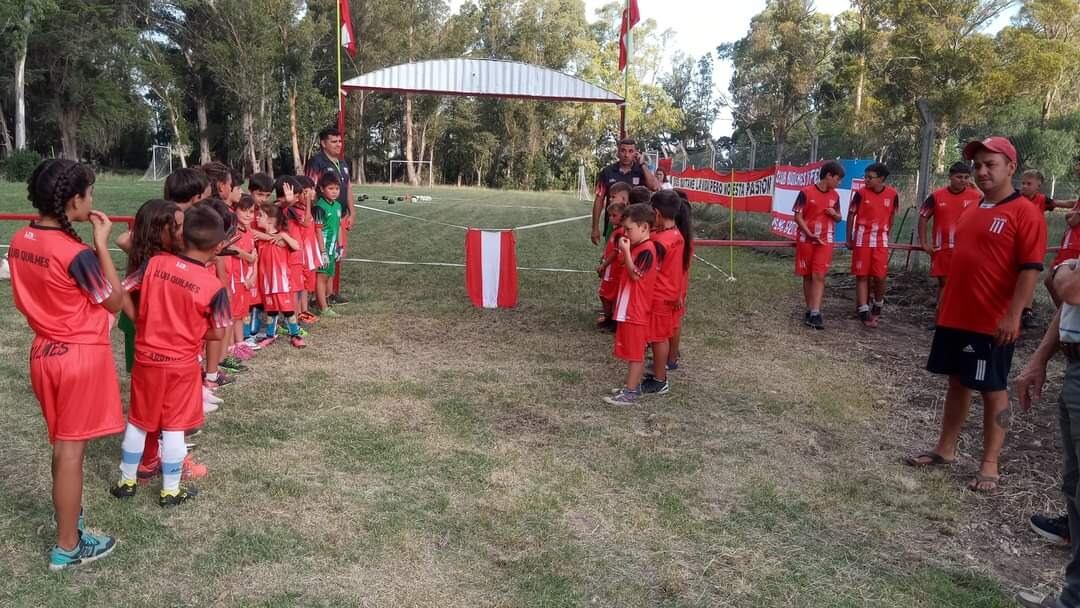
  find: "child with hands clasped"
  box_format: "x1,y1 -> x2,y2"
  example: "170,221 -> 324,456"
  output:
604,203 -> 660,406
8,160 -> 126,569
254,202 -> 305,347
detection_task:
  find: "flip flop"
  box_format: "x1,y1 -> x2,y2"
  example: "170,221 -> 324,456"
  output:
903,451 -> 956,467
967,472 -> 999,493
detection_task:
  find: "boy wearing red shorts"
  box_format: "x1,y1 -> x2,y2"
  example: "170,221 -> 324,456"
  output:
111,205 -> 232,507
604,203 -> 659,406
793,161 -> 844,330
846,162 -> 899,328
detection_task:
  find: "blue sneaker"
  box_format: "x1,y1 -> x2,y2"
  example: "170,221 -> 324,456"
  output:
666,360 -> 679,371
603,387 -> 642,406
49,530 -> 116,571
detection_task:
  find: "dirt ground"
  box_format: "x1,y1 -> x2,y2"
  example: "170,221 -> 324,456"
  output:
820,267 -> 1070,597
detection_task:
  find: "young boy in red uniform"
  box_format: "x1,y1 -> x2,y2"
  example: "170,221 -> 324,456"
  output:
9,159 -> 125,569
908,136 -> 1047,493
1019,169 -> 1072,327
111,205 -> 233,507
794,161 -> 844,330
846,162 -> 899,327
255,202 -> 304,348
596,197 -> 628,330
918,162 -> 981,329
604,203 -> 659,406
641,190 -> 691,395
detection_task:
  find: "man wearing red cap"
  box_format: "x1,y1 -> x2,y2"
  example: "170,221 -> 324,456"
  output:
906,136 -> 1047,493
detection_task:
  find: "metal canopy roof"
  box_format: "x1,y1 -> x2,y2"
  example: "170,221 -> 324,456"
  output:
342,58 -> 624,104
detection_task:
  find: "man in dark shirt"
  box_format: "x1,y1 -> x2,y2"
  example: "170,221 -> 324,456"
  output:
304,127 -> 353,303
590,138 -> 660,245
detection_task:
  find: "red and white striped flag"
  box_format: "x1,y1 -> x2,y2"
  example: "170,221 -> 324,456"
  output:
618,0 -> 640,71
465,229 -> 518,309
340,0 -> 357,58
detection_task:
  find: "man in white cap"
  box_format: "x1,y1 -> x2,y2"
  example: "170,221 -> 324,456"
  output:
905,136 -> 1047,493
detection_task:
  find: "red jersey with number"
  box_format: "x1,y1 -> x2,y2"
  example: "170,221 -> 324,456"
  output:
256,237 -> 293,295
849,186 -> 899,248
1029,192 -> 1054,213
919,186 -> 980,251
123,253 -> 231,366
937,192 -> 1047,334
793,185 -> 841,244
1060,201 -> 1080,251
613,239 -> 657,325
650,227 -> 686,302
227,228 -> 255,299
8,224 -> 114,345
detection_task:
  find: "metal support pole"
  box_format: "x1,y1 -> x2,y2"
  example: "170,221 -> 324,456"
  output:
747,132 -> 757,170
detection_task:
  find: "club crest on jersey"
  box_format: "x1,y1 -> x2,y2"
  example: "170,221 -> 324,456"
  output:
176,260 -> 188,270
989,217 -> 1007,234
632,177 -> 640,185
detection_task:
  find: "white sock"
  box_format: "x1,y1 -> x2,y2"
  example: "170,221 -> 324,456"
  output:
160,431 -> 186,494
858,304 -> 870,313
205,371 -> 219,382
119,423 -> 147,482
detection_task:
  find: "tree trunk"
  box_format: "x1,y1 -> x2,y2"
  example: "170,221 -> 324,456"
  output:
418,120 -> 428,185
0,109 -> 12,158
288,88 -> 302,174
404,94 -> 419,186
59,108 -> 80,160
197,96 -> 211,164
14,16 -> 29,151
242,109 -> 258,173
429,141 -> 435,187
159,92 -> 187,168
934,125 -> 948,174
357,91 -> 367,184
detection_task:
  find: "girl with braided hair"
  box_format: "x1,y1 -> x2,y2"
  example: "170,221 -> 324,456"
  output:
7,159 -> 125,570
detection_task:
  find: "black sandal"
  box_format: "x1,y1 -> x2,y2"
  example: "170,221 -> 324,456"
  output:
903,451 -> 956,467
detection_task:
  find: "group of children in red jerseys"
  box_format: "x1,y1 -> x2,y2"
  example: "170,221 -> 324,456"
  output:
7,159 -> 347,570
596,185 -> 693,405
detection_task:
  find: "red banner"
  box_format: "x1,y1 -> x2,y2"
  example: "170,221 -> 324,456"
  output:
665,165 -> 775,213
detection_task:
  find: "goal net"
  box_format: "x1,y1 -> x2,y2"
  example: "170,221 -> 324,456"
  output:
576,161 -> 591,201
141,145 -> 172,181
389,160 -> 434,185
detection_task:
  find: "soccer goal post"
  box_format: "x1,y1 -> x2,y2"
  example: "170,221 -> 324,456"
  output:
576,160 -> 591,201
388,160 -> 433,185
140,145 -> 173,181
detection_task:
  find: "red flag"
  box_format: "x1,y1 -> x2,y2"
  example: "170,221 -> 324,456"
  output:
465,229 -> 518,309
618,0 -> 640,71
340,0 -> 357,58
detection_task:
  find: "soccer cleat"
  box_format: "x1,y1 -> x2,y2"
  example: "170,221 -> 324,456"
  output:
290,335 -> 307,349
204,372 -> 235,390
871,303 -> 883,317
49,530 -> 116,571
203,385 -> 223,405
803,310 -> 812,327
808,313 -> 825,330
329,294 -> 350,304
858,310 -> 878,328
110,480 -> 137,500
256,335 -> 277,348
203,399 -> 219,414
230,343 -> 255,361
666,360 -> 679,371
321,307 -> 340,318
159,486 -> 199,508
1030,513 -> 1070,546
219,356 -> 248,373
603,387 -> 642,406
243,336 -> 262,351
298,311 -> 319,324
641,378 -> 670,395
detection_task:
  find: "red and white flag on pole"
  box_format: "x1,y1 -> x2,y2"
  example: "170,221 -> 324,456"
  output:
618,0 -> 640,71
340,0 -> 357,58
465,229 -> 518,309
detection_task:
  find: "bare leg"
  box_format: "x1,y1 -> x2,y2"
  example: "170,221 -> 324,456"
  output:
669,326 -> 682,364
316,275 -> 329,311
52,440 -> 86,550
976,389 -> 1010,486
651,340 -> 669,382
626,361 -> 645,390
928,376 -> 973,461
810,274 -> 826,311
855,276 -> 869,308
802,276 -> 813,310
206,339 -> 224,373
872,276 -> 886,303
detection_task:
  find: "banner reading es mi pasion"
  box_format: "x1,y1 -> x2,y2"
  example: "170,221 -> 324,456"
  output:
665,166 -> 775,213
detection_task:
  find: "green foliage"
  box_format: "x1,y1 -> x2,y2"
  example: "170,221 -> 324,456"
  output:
1,149 -> 42,182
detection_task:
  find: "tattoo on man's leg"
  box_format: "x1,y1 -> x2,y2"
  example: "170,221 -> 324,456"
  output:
995,407 -> 1012,430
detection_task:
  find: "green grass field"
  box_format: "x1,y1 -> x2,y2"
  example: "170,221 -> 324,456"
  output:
0,176 -> 1039,607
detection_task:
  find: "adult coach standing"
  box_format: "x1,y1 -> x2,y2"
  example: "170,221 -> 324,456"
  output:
305,126 -> 353,303
590,138 -> 659,245
906,136 -> 1047,493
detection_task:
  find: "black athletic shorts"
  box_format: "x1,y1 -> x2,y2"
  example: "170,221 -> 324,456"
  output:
926,326 -> 1014,393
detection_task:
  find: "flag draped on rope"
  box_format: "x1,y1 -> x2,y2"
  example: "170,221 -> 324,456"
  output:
465,229 -> 518,309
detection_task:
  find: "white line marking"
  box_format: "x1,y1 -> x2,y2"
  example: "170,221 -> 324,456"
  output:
356,204 -> 590,232
340,257 -> 591,273
512,215 -> 591,231
693,253 -> 735,281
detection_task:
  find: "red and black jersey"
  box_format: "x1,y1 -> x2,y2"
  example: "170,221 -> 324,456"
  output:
7,223 -> 113,345
601,227 -> 626,284
1029,192 -> 1054,213
849,186 -> 899,248
937,192 -> 1048,335
919,186 -> 981,251
613,239 -> 658,325
650,226 -> 686,303
793,185 -> 841,244
124,252 -> 231,366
